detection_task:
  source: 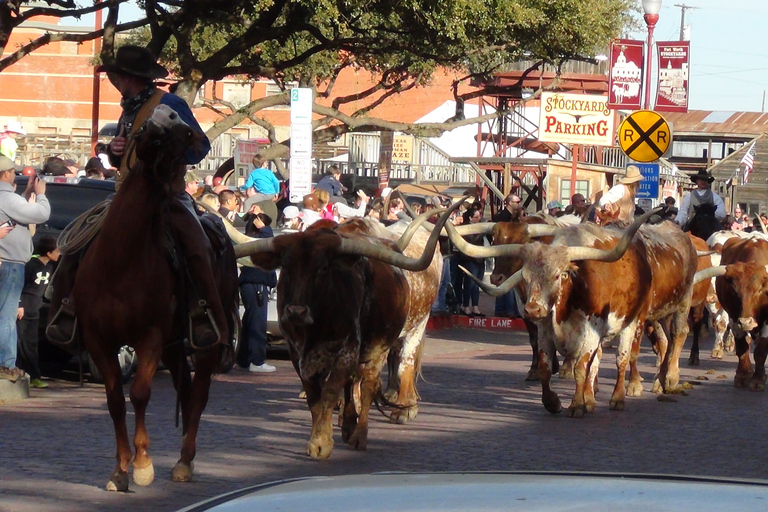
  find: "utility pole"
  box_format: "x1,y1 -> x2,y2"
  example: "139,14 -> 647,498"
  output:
674,3 -> 700,40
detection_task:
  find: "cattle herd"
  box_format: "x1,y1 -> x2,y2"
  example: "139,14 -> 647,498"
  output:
230,204 -> 768,461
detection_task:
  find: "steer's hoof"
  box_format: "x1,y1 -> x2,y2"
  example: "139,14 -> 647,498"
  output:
307,437 -> 334,459
711,348 -> 724,359
106,470 -> 129,492
347,433 -> 369,451
748,379 -> 766,392
566,405 -> 586,418
390,405 -> 418,424
626,380 -> 644,397
609,399 -> 625,411
524,369 -> 540,381
542,395 -> 562,414
171,461 -> 194,482
132,462 -> 155,486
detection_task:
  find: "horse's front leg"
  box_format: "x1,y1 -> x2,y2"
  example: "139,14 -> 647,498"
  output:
130,330 -> 164,487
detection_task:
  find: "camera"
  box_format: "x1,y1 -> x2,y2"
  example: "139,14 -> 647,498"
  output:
0,219 -> 16,229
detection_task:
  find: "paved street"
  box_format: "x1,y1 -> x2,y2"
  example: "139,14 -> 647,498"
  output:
1,327 -> 766,512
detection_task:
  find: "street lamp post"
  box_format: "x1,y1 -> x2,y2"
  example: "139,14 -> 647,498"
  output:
642,0 -> 662,109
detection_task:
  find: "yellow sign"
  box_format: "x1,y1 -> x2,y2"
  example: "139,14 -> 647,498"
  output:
392,134 -> 413,163
618,110 -> 672,162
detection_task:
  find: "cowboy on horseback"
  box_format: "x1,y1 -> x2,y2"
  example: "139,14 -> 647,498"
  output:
676,169 -> 726,231
47,45 -> 227,350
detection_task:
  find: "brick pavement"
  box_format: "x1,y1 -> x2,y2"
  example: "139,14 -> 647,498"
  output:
1,328 -> 767,512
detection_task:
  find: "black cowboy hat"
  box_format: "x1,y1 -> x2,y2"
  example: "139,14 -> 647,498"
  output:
689,169 -> 715,184
95,45 -> 168,80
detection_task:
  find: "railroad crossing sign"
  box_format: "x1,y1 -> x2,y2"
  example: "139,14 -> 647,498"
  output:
617,110 -> 672,163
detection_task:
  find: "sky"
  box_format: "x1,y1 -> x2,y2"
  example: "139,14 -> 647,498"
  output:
631,0 -> 768,112
74,0 -> 767,114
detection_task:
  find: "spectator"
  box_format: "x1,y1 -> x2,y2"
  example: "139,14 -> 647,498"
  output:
571,193 -> 586,209
0,121 -> 26,161
300,193 -> 322,229
17,235 -> 59,388
731,206 -> 745,230
494,194 -> 524,222
547,200 -> 563,216
84,157 -> 106,180
0,157 -> 51,382
199,193 -> 220,211
458,208 -> 486,317
313,188 -> 335,220
598,165 -> 644,222
218,189 -> 245,227
184,169 -> 201,198
42,156 -> 78,178
335,190 -> 369,221
282,205 -> 303,232
315,165 -> 347,203
94,143 -> 116,179
240,154 -> 280,204
237,212 -> 277,373
385,196 -> 409,223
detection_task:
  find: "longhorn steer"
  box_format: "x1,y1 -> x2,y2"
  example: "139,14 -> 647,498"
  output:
455,215 -> 697,416
715,236 -> 768,390
336,217 -> 442,424
235,204 -> 456,458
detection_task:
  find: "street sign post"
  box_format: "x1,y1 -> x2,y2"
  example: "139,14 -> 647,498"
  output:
633,163 -> 660,199
290,88 -> 313,202
618,110 -> 672,162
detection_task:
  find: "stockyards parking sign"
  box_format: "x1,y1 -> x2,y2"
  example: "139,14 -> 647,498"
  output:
538,92 -> 615,146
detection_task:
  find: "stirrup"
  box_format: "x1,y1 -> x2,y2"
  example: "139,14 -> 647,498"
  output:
46,298 -> 78,347
188,300 -> 221,350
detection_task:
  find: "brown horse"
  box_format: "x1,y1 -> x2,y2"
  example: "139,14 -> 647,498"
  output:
71,105 -> 237,491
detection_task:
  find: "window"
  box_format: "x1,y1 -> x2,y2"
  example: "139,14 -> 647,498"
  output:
560,179 -> 589,205
264,81 -> 298,109
221,82 -> 252,108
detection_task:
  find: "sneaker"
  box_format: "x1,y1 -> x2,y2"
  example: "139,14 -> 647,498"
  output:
248,363 -> 276,373
29,378 -> 49,389
0,366 -> 19,383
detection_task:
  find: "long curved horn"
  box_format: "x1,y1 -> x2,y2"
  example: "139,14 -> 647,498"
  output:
460,266 -> 523,297
566,207 -> 661,262
420,220 -> 496,237
197,200 -> 256,245
233,236 -> 277,259
443,221 -> 525,258
338,198 -> 465,271
395,207 -> 446,250
401,196 -> 418,219
696,250 -> 715,257
526,224 -> 559,237
693,265 -> 727,285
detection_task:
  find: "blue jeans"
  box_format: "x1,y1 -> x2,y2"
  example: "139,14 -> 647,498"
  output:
495,290 -> 520,317
431,258 -> 451,312
0,262 -> 24,369
238,283 -> 269,367
460,259 -> 484,308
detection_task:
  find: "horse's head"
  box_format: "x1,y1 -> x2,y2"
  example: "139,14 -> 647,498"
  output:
133,104 -> 202,183
693,203 -> 717,216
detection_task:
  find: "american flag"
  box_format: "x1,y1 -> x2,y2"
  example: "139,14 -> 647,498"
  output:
741,141 -> 757,185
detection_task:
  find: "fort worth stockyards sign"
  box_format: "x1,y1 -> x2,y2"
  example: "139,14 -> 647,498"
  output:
538,92 -> 615,147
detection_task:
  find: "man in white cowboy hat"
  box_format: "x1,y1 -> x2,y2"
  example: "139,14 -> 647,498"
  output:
0,121 -> 26,161
47,45 -> 226,351
598,164 -> 644,223
676,169 -> 725,228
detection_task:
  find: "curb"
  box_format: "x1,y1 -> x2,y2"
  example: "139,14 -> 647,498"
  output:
427,314 -> 526,331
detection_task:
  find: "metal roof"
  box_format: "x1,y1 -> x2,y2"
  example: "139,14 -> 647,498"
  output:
664,110 -> 768,140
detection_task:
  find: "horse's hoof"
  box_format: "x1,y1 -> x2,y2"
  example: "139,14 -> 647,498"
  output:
748,379 -> 766,392
609,399 -> 625,411
171,461 -> 194,482
626,381 -> 644,397
543,394 -> 562,414
106,470 -> 129,492
389,405 -> 418,424
687,356 -> 700,366
347,433 -> 369,451
132,462 -> 155,486
307,436 -> 334,459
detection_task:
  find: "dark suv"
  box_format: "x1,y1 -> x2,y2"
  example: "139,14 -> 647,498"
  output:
13,176 -> 134,382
